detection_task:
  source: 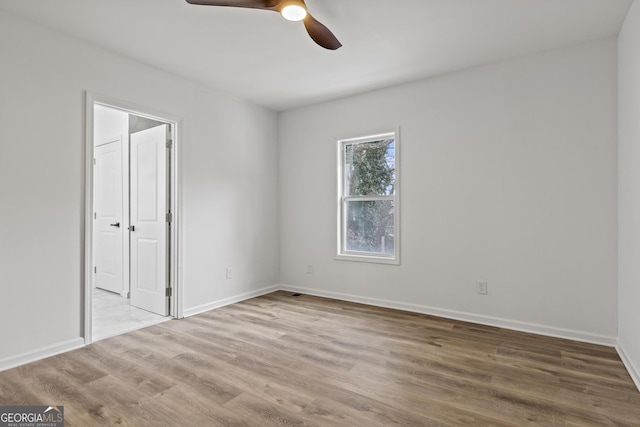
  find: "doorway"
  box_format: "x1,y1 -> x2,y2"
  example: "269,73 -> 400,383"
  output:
84,94 -> 181,343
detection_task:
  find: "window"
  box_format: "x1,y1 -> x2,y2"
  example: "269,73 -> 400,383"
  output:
337,131 -> 399,264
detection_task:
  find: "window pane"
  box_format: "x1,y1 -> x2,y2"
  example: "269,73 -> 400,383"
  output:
344,138 -> 395,196
345,199 -> 395,255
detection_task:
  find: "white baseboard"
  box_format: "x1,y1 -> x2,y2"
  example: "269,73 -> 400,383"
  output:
0,284 -> 627,383
0,286 -> 278,372
616,342 -> 640,392
278,285 -> 617,347
0,338 -> 85,372
183,285 -> 279,318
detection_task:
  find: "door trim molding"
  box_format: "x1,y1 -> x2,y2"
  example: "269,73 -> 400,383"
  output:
83,92 -> 183,345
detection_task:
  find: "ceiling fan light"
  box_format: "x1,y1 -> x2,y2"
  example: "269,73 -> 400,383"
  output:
281,4 -> 307,21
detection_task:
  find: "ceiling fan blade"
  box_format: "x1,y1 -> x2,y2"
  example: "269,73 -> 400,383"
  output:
184,0 -> 278,10
185,0 -> 343,50
303,13 -> 342,50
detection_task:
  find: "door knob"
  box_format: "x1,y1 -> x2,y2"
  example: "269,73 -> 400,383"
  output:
128,225 -> 135,232
110,222 -> 120,228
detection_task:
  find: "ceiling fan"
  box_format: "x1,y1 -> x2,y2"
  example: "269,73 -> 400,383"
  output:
184,0 -> 342,50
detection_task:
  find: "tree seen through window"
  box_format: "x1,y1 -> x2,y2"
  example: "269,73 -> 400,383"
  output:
340,135 -> 398,259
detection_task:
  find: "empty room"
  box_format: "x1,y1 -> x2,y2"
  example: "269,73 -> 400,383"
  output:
1,0 -> 640,425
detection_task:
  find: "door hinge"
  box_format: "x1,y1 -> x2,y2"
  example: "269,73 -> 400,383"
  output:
94,266 -> 97,274
93,158 -> 96,165
166,287 -> 172,297
94,212 -> 96,219
166,139 -> 173,149
166,212 -> 173,223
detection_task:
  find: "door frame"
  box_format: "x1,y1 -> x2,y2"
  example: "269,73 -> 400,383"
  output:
83,92 -> 183,344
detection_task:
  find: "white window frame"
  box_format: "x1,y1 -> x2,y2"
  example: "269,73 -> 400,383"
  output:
336,130 -> 400,265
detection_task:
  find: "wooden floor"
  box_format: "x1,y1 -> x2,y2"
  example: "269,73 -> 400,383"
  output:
1,291 -> 639,426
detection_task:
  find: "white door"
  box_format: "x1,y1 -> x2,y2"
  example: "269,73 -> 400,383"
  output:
94,138 -> 123,293
130,124 -> 169,316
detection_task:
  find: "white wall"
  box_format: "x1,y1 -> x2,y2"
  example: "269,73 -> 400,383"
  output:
279,39 -> 618,343
94,104 -> 128,148
0,10 -> 279,368
0,5 -> 625,372
618,0 -> 640,389
181,86 -> 280,314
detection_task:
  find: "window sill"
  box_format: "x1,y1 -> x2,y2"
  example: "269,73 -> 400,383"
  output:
335,253 -> 400,265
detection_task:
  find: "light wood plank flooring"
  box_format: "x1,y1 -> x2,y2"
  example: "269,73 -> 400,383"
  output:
1,291 -> 639,426
93,288 -> 168,342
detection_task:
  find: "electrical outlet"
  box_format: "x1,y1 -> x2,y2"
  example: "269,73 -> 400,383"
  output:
226,267 -> 232,280
477,280 -> 488,295
306,265 -> 314,274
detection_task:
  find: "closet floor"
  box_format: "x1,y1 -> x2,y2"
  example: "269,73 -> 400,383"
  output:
92,288 -> 168,341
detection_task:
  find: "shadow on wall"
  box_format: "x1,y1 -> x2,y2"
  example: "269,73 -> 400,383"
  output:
130,115 -> 164,134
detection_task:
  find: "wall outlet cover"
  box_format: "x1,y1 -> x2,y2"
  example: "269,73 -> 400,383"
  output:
477,280 -> 488,295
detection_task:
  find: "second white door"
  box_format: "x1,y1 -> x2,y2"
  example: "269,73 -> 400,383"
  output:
94,137 -> 124,294
130,124 -> 169,316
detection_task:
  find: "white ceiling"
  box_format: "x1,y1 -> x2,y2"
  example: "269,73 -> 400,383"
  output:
0,0 -> 633,111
